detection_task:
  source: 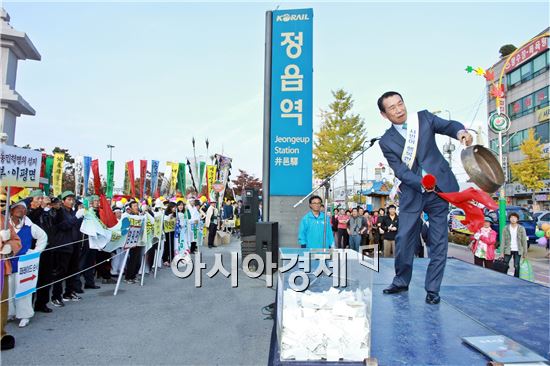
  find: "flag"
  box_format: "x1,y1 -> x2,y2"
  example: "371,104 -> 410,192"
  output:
75,156 -> 83,197
177,162 -> 186,196
83,156 -> 92,196
127,161 -> 136,197
150,160 -> 159,198
91,159 -> 101,195
52,152 -> 64,197
170,162 -> 179,196
140,160 -> 147,199
206,165 -> 217,202
198,161 -> 206,192
99,194 -> 118,228
106,160 -> 115,199
43,156 -> 54,195
160,163 -> 172,196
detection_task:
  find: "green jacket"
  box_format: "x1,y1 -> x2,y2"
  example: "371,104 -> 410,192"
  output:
501,224 -> 528,256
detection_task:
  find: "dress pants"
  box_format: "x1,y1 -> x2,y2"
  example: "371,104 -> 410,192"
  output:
1,275 -> 9,338
392,192 -> 449,295
207,223 -> 217,247
34,250 -> 53,309
77,241 -> 97,289
52,251 -> 72,300
125,246 -> 143,281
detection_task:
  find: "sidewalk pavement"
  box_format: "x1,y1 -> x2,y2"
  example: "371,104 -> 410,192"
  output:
2,238 -> 276,365
448,242 -> 550,286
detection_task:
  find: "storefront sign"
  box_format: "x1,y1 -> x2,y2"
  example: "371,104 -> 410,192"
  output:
505,36 -> 548,73
536,106 -> 550,122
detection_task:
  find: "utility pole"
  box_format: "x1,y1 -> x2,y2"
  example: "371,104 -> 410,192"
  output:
433,110 -> 455,168
107,144 -> 115,160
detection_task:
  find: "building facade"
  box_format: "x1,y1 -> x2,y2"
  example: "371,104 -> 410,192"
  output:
487,28 -> 550,210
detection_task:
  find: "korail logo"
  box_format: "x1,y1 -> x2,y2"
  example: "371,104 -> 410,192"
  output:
276,13 -> 310,22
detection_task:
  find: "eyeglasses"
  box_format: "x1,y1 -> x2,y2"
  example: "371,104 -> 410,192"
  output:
310,201 -> 322,205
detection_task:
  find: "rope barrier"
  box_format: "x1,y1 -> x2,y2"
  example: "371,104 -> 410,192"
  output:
0,249 -> 130,304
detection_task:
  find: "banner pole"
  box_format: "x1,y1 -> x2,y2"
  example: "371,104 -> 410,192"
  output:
139,249 -> 146,287
113,249 -> 130,296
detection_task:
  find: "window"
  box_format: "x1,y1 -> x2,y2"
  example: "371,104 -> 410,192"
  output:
509,129 -> 526,151
520,62 -> 533,81
506,51 -> 548,88
535,87 -> 549,108
509,100 -> 522,119
522,94 -> 534,114
533,52 -> 547,74
534,122 -> 549,144
508,68 -> 521,86
541,213 -> 550,222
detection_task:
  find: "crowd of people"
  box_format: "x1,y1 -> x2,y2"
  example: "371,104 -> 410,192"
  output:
0,189 -> 243,351
327,205 -> 427,258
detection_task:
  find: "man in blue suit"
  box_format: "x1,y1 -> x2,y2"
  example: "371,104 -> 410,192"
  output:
377,91 -> 473,304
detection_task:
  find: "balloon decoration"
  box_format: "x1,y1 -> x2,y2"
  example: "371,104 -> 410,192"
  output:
536,237 -> 548,247
536,230 -> 545,238
541,223 -> 550,232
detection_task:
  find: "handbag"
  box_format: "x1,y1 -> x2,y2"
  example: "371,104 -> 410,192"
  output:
492,257 -> 509,274
519,259 -> 534,281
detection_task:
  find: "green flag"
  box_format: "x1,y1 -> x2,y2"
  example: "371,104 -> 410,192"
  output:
43,156 -> 54,195
106,160 -> 115,199
177,162 -> 186,195
198,161 -> 206,192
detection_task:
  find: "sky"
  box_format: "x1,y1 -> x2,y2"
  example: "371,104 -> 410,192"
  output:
4,1 -> 549,190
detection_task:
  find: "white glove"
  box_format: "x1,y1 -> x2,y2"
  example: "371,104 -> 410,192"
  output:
75,208 -> 85,219
0,229 -> 11,242
474,233 -> 481,240
0,244 -> 11,255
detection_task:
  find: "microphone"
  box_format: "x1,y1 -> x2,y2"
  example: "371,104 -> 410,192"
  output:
369,136 -> 382,146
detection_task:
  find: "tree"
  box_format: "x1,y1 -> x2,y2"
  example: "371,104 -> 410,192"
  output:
231,169 -> 262,197
499,44 -> 517,58
313,89 -> 366,205
510,129 -> 550,206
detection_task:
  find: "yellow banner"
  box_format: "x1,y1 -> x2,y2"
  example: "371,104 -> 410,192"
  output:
170,162 -> 179,195
536,106 -> 550,122
164,217 -> 175,233
52,153 -> 65,197
206,165 -> 217,200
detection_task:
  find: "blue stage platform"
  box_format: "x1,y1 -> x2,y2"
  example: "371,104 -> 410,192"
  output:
269,258 -> 550,365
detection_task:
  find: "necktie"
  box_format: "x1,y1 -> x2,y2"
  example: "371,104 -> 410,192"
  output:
402,123 -> 407,130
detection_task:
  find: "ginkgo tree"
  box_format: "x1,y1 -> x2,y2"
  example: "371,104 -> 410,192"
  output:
510,129 -> 549,205
313,89 -> 366,205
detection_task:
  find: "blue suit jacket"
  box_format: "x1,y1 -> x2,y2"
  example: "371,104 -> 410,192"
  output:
379,110 -> 465,213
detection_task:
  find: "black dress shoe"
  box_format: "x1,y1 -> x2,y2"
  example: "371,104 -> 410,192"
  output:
84,284 -> 101,289
383,285 -> 409,294
34,305 -> 53,313
425,293 -> 441,305
1,334 -> 15,350
74,288 -> 84,294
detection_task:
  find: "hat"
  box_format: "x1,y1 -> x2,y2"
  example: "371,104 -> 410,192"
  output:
484,216 -> 492,222
29,189 -> 44,198
89,195 -> 100,202
61,191 -> 76,200
10,199 -> 27,210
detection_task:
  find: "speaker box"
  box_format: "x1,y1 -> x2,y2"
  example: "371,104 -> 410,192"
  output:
255,222 -> 279,273
240,188 -> 259,236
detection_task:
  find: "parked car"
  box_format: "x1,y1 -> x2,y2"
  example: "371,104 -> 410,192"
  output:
485,206 -> 537,244
534,210 -> 550,229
